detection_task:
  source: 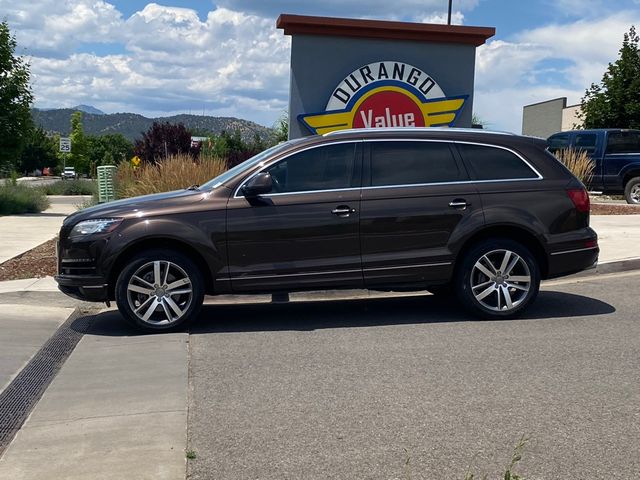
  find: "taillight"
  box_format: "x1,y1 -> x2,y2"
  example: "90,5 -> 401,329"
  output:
567,188 -> 590,213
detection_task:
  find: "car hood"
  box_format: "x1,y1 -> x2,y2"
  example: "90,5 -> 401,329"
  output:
63,189 -> 209,227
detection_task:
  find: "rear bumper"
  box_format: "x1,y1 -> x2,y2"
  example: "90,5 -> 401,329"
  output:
545,226 -> 599,279
546,246 -> 599,279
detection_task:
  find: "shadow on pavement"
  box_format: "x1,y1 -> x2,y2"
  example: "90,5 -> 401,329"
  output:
72,290 -> 615,337
193,290 -> 615,334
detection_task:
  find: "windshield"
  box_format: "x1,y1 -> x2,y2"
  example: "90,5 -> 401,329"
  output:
199,140 -> 303,190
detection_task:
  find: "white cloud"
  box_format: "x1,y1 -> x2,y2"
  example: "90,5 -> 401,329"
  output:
15,3 -> 291,126
474,11 -> 640,133
1,0 -> 123,57
212,0 -> 479,21
4,0 -> 640,133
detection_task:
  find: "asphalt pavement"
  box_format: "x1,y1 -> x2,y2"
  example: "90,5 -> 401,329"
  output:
187,271 -> 640,480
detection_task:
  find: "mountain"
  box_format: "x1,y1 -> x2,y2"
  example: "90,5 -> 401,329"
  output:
32,108 -> 274,143
73,104 -> 105,115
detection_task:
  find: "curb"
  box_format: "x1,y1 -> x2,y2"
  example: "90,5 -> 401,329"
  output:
568,257 -> 640,279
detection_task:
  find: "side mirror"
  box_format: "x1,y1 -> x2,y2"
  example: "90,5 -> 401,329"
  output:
241,172 -> 273,197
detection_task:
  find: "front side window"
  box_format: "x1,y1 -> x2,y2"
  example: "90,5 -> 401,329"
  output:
263,143 -> 357,193
369,141 -> 463,186
457,143 -> 539,181
548,134 -> 570,153
606,131 -> 640,154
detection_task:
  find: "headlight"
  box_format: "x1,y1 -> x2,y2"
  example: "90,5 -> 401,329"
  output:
70,218 -> 123,238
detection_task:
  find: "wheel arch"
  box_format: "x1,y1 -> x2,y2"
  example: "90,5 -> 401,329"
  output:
623,169 -> 640,188
107,237 -> 216,299
454,225 -> 549,279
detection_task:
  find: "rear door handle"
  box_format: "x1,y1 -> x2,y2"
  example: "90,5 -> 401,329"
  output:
332,205 -> 355,217
449,199 -> 470,210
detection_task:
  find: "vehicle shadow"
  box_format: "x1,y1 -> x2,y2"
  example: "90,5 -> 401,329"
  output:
75,290 -> 616,337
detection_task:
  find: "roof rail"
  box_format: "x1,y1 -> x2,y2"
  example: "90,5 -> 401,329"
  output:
324,127 -> 515,136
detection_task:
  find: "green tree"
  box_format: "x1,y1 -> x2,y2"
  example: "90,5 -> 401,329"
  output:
18,127 -> 58,174
67,111 -> 90,173
273,111 -> 288,143
0,20 -> 34,173
86,133 -> 133,166
579,26 -> 640,129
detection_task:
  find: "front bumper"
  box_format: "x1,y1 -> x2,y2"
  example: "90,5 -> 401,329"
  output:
55,274 -> 109,302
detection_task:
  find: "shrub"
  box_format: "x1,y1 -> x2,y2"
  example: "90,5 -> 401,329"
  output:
115,153 -> 228,198
555,148 -> 595,186
40,179 -> 97,196
0,183 -> 50,214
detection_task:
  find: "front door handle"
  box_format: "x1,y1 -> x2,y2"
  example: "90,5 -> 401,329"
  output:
449,199 -> 470,210
332,205 -> 355,217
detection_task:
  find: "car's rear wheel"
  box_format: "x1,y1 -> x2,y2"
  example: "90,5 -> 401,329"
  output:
115,249 -> 204,332
624,176 -> 640,205
455,239 -> 540,319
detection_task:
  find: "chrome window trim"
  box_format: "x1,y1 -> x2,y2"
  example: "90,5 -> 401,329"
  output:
233,138 -> 543,199
233,139 -> 363,198
324,127 -> 515,137
451,140 -> 543,180
550,246 -> 598,256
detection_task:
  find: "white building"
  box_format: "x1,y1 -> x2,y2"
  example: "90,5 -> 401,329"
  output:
522,97 -> 582,138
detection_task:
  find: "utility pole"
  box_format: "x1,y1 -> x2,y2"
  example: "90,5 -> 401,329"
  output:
447,0 -> 453,25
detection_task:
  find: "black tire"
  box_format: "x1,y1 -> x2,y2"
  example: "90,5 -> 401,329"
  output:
115,249 -> 204,332
455,238 -> 540,319
624,176 -> 640,205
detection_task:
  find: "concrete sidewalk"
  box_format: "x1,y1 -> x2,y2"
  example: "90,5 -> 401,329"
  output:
0,196 -> 91,264
0,309 -> 188,480
590,215 -> 640,263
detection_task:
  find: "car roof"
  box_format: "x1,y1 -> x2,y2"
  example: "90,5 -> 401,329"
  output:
283,127 -> 545,151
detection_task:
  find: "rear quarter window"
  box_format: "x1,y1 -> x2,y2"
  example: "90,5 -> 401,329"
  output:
606,131 -> 640,154
456,143 -> 540,181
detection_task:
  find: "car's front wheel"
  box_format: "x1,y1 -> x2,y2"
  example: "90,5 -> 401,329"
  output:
115,249 -> 204,332
455,239 -> 540,319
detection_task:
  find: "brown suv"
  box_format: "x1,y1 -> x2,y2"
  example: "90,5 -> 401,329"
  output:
56,128 -> 598,331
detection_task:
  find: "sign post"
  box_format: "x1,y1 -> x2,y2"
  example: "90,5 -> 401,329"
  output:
59,137 -> 71,171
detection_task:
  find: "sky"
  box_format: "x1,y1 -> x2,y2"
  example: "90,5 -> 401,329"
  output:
2,0 -> 640,133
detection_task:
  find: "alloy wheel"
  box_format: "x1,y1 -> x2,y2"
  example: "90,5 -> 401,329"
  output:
470,249 -> 531,312
631,184 -> 640,204
126,260 -> 193,325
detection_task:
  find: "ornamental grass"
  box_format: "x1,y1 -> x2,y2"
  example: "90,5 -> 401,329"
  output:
115,153 -> 228,198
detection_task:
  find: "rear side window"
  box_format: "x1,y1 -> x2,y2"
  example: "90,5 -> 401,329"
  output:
548,134 -> 570,152
264,143 -> 357,193
457,143 -> 539,181
606,131 -> 640,154
575,133 -> 597,154
369,141 -> 463,186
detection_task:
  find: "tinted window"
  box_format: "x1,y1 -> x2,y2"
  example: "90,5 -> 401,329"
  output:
457,144 -> 539,180
370,141 -> 462,186
575,133 -> 597,154
264,143 -> 357,193
606,131 -> 640,154
548,134 -> 569,152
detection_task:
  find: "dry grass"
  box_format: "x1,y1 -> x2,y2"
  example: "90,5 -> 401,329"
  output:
116,154 -> 228,198
555,148 -> 595,186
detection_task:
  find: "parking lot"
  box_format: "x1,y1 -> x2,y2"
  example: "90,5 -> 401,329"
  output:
1,270 -> 639,479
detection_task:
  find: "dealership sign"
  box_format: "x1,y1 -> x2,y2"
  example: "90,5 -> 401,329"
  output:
299,61 -> 468,135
